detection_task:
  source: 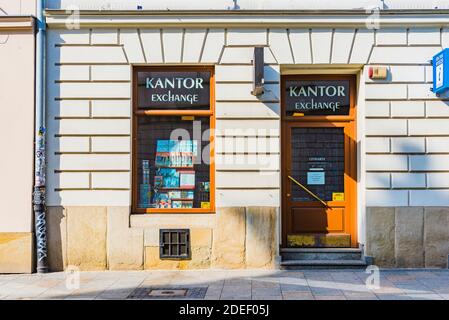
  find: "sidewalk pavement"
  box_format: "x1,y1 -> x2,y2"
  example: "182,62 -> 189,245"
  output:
0,269 -> 448,300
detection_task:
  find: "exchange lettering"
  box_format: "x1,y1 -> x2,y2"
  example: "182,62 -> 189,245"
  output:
151,90 -> 199,104
295,99 -> 341,112
284,80 -> 350,115
146,77 -> 204,105
288,84 -> 347,112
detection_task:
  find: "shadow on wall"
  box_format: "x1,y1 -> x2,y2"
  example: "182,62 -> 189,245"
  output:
45,29 -> 63,272
260,65 -> 281,117
46,1 -> 62,10
46,207 -> 64,271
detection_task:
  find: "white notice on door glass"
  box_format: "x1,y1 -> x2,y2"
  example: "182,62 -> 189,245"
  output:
436,63 -> 444,88
307,171 -> 325,185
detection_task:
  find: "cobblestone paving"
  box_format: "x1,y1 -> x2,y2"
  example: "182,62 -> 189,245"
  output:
0,269 -> 448,300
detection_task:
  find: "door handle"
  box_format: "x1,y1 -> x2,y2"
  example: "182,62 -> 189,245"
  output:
286,193 -> 291,197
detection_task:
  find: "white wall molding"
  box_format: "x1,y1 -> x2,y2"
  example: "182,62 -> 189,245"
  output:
0,16 -> 34,31
45,11 -> 449,28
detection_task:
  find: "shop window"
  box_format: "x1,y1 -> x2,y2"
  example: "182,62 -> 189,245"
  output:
133,67 -> 215,213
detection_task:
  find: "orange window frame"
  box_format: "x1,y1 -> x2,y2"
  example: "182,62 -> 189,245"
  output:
132,66 -> 215,214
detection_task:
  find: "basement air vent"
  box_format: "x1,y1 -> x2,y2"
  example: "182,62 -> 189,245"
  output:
159,229 -> 190,259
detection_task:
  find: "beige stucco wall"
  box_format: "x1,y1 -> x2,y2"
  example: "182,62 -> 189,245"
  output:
0,11 -> 36,273
0,28 -> 35,233
0,0 -> 36,16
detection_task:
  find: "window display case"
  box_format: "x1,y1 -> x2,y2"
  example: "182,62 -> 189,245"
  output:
133,66 -> 214,213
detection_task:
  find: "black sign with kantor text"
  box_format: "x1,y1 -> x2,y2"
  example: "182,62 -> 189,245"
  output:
284,80 -> 350,116
137,71 -> 211,110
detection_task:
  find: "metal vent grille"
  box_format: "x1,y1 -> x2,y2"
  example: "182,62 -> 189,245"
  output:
127,287 -> 207,300
160,229 -> 190,259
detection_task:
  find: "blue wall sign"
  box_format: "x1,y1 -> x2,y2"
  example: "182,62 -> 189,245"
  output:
433,48 -> 449,94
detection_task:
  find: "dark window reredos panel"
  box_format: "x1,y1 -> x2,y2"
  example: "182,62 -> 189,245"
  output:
137,116 -> 211,209
137,71 -> 211,110
290,127 -> 345,202
284,80 -> 350,116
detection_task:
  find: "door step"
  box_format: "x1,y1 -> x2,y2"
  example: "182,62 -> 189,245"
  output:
281,247 -> 363,261
280,247 -> 370,269
280,259 -> 368,270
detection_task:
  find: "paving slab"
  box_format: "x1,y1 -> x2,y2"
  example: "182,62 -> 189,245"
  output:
310,287 -> 344,296
280,284 -> 311,292
282,291 -> 314,300
376,294 -> 412,300
407,293 -> 444,300
252,295 -> 283,300
314,295 -> 347,300
343,292 -> 379,300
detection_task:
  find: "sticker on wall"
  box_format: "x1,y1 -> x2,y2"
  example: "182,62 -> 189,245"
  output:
307,171 -> 325,185
201,202 -> 211,209
332,192 -> 345,201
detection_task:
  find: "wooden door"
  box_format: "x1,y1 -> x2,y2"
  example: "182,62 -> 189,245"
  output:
281,75 -> 357,248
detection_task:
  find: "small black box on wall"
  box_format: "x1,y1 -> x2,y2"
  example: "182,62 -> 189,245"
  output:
251,46 -> 265,96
